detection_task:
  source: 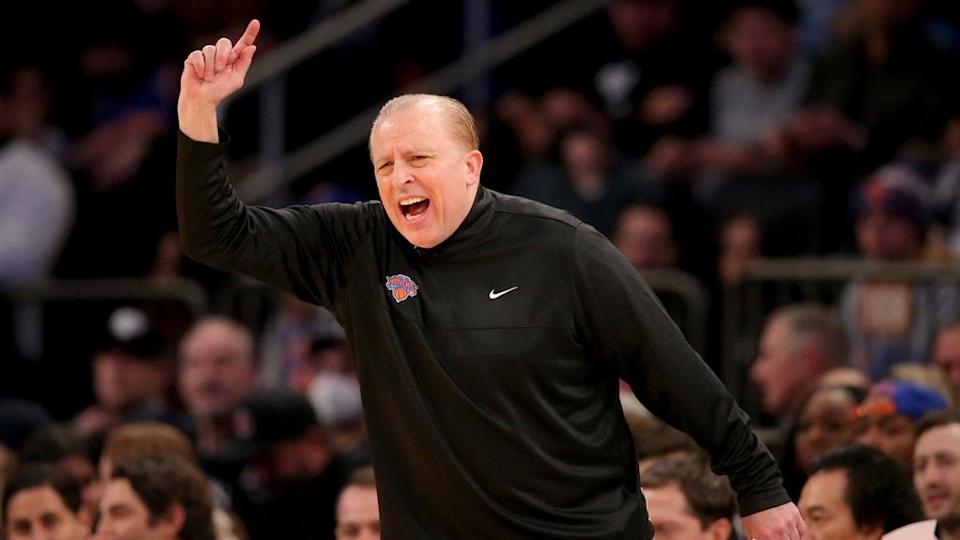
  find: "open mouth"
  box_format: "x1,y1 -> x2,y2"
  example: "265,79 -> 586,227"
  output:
399,196 -> 430,221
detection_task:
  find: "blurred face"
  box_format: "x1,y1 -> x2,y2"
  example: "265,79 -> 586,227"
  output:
370,100 -> 483,249
858,0 -> 923,30
94,352 -> 168,412
751,317 -> 807,416
794,389 -> 858,474
934,327 -> 960,389
914,423 -> 960,520
97,479 -> 169,540
727,9 -> 795,79
614,207 -> 677,270
856,210 -> 921,261
644,483 -> 713,540
608,0 -> 678,51
854,406 -> 917,469
6,485 -> 88,540
336,486 -> 380,540
179,322 -> 256,418
799,470 -> 880,540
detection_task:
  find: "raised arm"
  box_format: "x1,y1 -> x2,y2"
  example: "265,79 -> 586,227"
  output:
178,19 -> 260,142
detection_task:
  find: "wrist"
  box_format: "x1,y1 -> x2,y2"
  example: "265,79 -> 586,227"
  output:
177,99 -> 220,143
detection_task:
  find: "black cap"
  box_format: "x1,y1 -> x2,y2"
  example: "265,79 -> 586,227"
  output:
98,307 -> 168,360
232,390 -> 319,455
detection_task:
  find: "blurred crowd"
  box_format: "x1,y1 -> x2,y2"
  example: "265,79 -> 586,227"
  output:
5,0 -> 960,538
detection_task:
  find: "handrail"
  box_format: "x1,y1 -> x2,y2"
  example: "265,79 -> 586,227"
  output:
236,0 -> 608,202
223,0 -> 413,102
4,278 -> 209,317
745,258 -> 960,281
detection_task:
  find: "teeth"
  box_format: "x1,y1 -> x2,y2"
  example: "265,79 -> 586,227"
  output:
400,197 -> 427,206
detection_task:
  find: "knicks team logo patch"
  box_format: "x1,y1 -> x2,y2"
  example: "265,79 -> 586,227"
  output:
385,274 -> 419,303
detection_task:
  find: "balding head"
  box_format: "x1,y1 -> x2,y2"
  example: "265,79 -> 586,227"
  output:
370,94 -> 479,156
178,317 -> 256,419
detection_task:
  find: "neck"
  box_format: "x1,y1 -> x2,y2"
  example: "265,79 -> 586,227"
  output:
195,415 -> 233,455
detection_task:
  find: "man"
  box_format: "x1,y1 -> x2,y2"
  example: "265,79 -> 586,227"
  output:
74,306 -> 178,438
640,452 -> 736,540
3,464 -> 90,540
750,303 -> 847,420
853,381 -> 947,470
613,204 -> 679,271
229,390 -> 345,540
335,467 -> 379,540
933,324 -> 960,393
97,456 -> 214,540
176,20 -> 802,538
799,445 -> 924,539
914,411 -> 960,539
178,317 -> 257,456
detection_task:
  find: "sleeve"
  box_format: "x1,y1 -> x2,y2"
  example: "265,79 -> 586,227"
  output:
176,130 -> 369,308
570,224 -> 790,516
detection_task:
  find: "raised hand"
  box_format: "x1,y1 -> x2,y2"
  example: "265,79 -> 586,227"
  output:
178,19 -> 260,142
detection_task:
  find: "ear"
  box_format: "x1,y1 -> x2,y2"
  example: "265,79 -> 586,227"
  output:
857,521 -> 884,540
704,518 -> 733,540
157,503 -> 186,537
464,149 -> 483,186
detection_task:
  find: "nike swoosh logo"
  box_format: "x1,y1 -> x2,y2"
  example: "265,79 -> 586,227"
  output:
489,286 -> 519,300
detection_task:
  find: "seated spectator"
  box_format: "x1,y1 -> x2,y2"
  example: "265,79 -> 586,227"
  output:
819,366 -> 872,392
635,423 -> 700,473
913,411 -> 960,535
840,165 -> 959,379
307,373 -> 368,468
97,456 -> 214,540
799,444 -> 924,539
933,323 -> 960,393
229,390 -> 346,540
512,129 -> 637,236
852,381 -> 948,469
3,464 -> 91,540
613,203 -> 679,271
750,303 -> 847,422
890,363 -> 957,409
717,214 -> 763,286
258,295 -> 344,390
178,317 -> 257,457
335,466 -> 379,540
641,452 -> 737,540
19,425 -> 98,521
782,384 -> 865,500
73,307 -> 181,439
0,65 -> 75,286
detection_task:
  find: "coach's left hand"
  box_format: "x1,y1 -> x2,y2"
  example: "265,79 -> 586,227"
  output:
741,502 -> 807,540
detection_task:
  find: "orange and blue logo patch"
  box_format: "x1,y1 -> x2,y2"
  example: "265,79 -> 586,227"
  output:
385,274 -> 419,303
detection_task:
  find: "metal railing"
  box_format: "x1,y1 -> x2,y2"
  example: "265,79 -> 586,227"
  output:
721,258 -> 960,409
225,0 -> 608,203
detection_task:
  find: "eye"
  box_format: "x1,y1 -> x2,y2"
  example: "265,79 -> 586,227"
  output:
377,160 -> 393,171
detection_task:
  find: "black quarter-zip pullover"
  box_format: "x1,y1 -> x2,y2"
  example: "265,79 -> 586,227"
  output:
177,132 -> 789,539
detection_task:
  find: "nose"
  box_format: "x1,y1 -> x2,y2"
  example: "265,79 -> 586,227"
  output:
390,160 -> 415,189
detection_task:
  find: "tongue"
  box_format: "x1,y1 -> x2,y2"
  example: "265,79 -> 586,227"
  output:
407,200 -> 429,217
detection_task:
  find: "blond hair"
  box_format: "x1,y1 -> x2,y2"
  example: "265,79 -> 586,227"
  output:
370,94 -> 479,153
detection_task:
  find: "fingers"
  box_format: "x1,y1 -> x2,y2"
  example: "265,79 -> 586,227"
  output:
234,45 -> 257,77
215,38 -> 232,72
233,19 -> 261,56
186,50 -> 204,80
202,45 -> 216,81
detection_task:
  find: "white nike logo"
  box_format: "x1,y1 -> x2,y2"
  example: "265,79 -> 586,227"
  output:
488,286 -> 519,300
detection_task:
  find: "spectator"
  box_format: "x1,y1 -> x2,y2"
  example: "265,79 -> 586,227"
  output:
335,466 -> 379,540
913,411 -> 960,531
717,214 -> 763,286
178,317 -> 257,456
799,444 -> 925,538
613,203 -> 679,270
852,380 -> 947,469
258,295 -> 344,390
781,384 -> 865,499
73,307 -> 179,438
3,464 -> 90,540
840,165 -> 959,379
641,452 -> 737,540
229,390 -> 346,540
750,303 -> 848,420
97,456 -> 214,540
306,373 -> 368,468
0,70 -> 75,285
889,363 -> 957,409
933,323 -> 960,392
19,425 -> 98,521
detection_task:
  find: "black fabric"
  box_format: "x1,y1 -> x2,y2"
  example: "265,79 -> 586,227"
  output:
177,131 -> 789,539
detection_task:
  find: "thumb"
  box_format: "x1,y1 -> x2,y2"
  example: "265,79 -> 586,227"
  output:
235,45 -> 257,77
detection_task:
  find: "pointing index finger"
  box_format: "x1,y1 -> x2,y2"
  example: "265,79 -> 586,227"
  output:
233,19 -> 261,55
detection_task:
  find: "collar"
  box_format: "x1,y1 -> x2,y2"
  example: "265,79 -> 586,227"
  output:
411,185 -> 496,259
